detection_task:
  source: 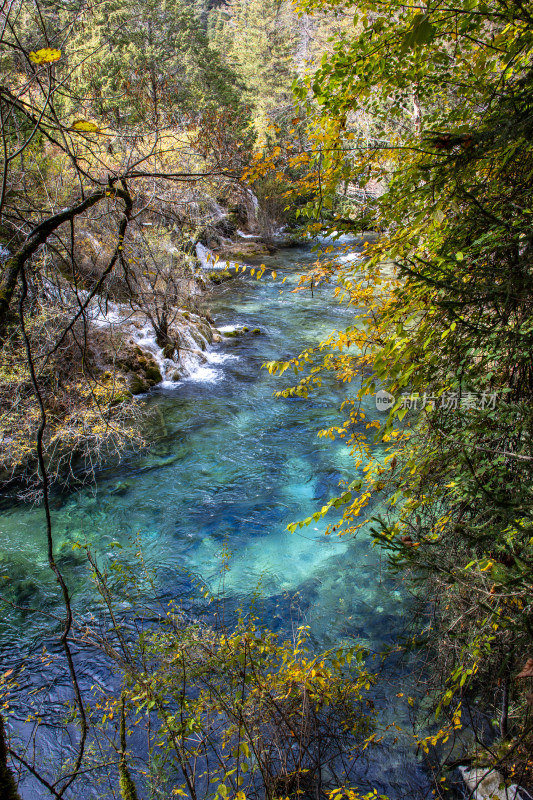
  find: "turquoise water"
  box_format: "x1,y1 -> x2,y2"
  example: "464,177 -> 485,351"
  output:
0,242 -> 430,797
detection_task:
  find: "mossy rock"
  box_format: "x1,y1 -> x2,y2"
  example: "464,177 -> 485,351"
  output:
129,374 -> 150,394
277,234 -> 306,248
108,391 -> 133,407
117,355 -> 145,374
218,242 -> 269,258
208,270 -> 234,285
187,326 -> 208,350
145,364 -> 163,384
223,326 -> 260,338
197,322 -> 213,344
227,201 -> 247,221
162,343 -> 175,359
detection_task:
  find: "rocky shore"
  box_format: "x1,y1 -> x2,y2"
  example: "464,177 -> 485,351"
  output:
87,302 -> 222,395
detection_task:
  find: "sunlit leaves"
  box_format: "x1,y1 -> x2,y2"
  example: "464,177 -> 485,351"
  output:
269,0 -> 533,767
71,120 -> 101,133
106,597 -> 377,798
29,47 -> 61,64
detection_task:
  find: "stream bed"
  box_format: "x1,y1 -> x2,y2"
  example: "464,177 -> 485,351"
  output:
0,241 -> 433,799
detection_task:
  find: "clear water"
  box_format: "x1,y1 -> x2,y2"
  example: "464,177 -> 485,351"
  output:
0,243 -> 432,798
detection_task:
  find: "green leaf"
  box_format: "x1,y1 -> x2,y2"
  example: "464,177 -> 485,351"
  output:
412,16 -> 435,46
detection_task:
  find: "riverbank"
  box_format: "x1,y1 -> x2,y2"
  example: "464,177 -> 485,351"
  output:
0,194 -> 298,495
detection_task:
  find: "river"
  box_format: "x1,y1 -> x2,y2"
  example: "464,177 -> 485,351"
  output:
0,240 -> 432,798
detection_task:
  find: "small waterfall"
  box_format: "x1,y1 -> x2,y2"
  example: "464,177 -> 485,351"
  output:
195,242 -> 241,272
210,199 -> 227,221
245,188 -> 260,226
236,230 -> 260,239
196,242 -> 217,269
77,292 -> 217,385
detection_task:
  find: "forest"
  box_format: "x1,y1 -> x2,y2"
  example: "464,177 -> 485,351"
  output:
0,0 -> 532,797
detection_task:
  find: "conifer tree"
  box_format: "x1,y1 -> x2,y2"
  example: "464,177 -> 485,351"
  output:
70,0 -> 243,127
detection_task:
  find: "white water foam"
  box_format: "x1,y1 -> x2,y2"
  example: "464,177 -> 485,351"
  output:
337,250 -> 363,265
78,292 -> 221,385
246,187 -> 259,220
162,350 -> 239,387
313,232 -> 357,244
195,242 -> 244,273
89,300 -> 133,328
196,242 -> 218,270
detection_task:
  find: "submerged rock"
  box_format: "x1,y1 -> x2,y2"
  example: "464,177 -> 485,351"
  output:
109,480 -> 134,495
222,326 -> 261,338
459,768 -> 524,800
208,270 -> 234,285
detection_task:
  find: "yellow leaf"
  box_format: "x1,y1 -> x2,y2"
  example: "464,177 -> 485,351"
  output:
71,120 -> 101,133
29,48 -> 61,64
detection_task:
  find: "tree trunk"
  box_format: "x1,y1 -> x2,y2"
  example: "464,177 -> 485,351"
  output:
0,714 -> 22,800
0,185 -> 132,340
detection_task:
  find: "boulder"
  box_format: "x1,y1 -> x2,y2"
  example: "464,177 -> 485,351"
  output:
216,241 -> 271,259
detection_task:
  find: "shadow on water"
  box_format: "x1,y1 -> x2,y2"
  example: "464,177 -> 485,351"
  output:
0,241 -> 434,798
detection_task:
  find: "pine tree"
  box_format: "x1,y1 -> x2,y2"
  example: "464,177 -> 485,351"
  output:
70,0 -> 242,127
